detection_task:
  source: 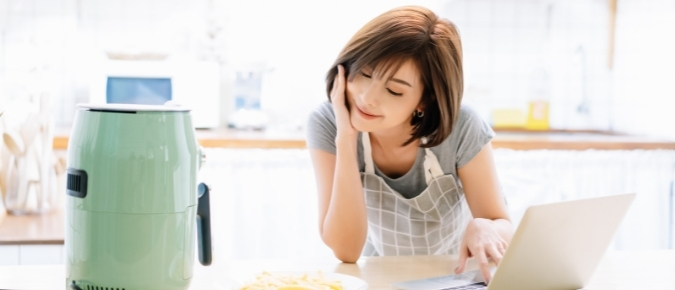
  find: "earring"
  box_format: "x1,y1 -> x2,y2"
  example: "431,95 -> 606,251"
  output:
416,110 -> 424,118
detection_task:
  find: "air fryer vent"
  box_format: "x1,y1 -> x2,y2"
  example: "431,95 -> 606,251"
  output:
68,174 -> 81,191
66,168 -> 88,198
86,286 -> 125,290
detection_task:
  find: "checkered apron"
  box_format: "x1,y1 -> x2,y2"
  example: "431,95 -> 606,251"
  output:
361,133 -> 473,256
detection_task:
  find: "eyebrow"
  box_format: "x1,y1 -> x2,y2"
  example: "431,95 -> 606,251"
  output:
364,66 -> 413,87
388,77 -> 412,87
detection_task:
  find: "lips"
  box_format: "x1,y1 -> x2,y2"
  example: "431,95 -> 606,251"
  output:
355,104 -> 380,118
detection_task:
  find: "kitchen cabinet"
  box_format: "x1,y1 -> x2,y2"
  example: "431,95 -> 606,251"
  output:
2,130 -> 674,264
0,245 -> 63,265
18,245 -> 63,265
0,246 -> 19,265
197,146 -> 675,261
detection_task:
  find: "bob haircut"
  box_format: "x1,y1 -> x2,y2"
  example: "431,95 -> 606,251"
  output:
325,6 -> 464,148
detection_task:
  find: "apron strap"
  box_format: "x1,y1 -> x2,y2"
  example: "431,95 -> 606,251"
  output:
421,137 -> 445,184
363,135 -> 444,184
423,148 -> 445,184
362,133 -> 375,174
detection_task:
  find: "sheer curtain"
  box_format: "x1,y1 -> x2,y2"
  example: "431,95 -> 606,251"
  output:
494,149 -> 675,251
199,149 -> 334,260
200,148 -> 675,261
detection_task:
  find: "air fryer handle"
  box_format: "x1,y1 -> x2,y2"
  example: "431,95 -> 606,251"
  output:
197,182 -> 213,266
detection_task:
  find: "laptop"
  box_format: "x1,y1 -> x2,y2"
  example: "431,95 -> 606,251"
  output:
391,193 -> 636,290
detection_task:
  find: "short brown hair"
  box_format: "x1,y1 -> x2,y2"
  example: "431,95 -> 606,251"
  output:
325,6 -> 463,148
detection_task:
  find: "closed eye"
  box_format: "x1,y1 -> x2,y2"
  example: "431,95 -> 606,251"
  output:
361,71 -> 401,96
387,88 -> 403,96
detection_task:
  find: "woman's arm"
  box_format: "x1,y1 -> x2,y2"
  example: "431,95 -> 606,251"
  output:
310,145 -> 367,263
458,142 -> 512,239
309,65 -> 368,263
455,142 -> 514,284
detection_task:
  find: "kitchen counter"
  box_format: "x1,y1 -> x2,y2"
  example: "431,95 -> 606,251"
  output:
0,206 -> 64,245
0,250 -> 673,289
52,127 -> 675,150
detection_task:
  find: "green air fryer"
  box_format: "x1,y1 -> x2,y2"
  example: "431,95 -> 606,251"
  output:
65,103 -> 212,290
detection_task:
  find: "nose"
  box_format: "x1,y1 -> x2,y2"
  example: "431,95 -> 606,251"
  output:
358,83 -> 379,107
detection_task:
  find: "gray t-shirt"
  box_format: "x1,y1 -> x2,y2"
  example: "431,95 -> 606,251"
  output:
306,101 -> 495,199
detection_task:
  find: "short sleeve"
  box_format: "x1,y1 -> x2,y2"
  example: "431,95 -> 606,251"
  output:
306,102 -> 337,155
455,106 -> 495,168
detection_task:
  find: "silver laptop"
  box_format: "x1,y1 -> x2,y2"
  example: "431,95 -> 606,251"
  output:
391,193 -> 636,290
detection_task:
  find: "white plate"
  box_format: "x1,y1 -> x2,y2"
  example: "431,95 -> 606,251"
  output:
233,271 -> 368,290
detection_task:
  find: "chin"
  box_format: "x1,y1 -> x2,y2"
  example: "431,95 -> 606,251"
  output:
350,113 -> 377,132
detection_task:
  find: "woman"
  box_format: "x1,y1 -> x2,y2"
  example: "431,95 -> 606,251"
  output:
306,6 -> 513,284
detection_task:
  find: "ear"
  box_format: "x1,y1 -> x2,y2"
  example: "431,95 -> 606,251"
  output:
416,102 -> 425,112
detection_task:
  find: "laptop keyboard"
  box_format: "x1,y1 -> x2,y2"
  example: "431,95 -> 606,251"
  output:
441,282 -> 487,289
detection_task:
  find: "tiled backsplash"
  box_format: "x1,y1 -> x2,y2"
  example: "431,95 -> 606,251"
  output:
0,0 -> 674,138
446,0 -> 612,131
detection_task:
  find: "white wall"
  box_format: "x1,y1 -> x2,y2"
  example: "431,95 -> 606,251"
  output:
2,0 -> 672,137
611,0 -> 675,139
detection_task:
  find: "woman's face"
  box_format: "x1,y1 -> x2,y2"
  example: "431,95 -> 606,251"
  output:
346,59 -> 425,133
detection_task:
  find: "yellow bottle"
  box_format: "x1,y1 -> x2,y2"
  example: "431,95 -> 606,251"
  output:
526,100 -> 549,130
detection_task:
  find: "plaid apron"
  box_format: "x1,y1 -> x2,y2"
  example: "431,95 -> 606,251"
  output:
361,133 -> 473,256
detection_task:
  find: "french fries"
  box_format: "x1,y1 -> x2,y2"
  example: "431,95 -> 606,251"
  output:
239,271 -> 344,290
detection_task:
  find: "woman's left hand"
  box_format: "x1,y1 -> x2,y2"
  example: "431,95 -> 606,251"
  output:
454,218 -> 508,284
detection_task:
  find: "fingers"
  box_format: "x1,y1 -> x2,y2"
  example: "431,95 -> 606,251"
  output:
331,65 -> 345,102
487,244 -> 503,266
497,240 -> 507,256
332,65 -> 349,117
337,65 -> 345,93
331,71 -> 338,99
457,219 -> 508,285
475,249 -> 492,285
330,66 -> 339,101
457,243 -> 503,284
454,243 -> 469,274
331,65 -> 349,115
331,65 -> 357,136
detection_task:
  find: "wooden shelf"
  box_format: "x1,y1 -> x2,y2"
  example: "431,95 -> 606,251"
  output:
53,128 -> 307,150
52,127 -> 675,151
491,131 -> 675,150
